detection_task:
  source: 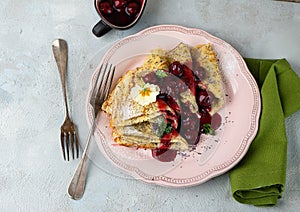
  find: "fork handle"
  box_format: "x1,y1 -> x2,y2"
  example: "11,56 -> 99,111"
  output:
67,153 -> 88,199
52,39 -> 70,117
67,120 -> 96,200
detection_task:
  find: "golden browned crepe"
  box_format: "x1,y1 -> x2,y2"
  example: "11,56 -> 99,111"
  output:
167,42 -> 193,67
102,68 -> 159,126
165,42 -> 224,115
102,67 -> 190,151
102,42 -> 224,151
191,44 -> 224,115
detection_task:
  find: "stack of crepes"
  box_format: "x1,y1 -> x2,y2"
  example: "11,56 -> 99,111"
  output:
101,42 -> 224,153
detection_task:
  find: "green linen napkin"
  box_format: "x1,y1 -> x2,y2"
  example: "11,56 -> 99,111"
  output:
229,58 -> 300,206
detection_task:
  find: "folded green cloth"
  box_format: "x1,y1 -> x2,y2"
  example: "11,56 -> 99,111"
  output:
229,58 -> 300,206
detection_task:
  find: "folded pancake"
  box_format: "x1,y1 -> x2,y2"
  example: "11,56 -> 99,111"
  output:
102,68 -> 161,126
102,67 -> 190,150
101,42 -> 224,152
166,42 -> 224,115
191,44 -> 224,115
167,42 -> 193,68
140,48 -> 170,71
116,135 -> 188,151
112,115 -> 189,150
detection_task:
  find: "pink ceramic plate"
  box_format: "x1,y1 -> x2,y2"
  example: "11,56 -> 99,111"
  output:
86,25 -> 261,187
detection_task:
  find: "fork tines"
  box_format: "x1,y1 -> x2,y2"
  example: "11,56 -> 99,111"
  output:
60,122 -> 79,161
90,64 -> 115,117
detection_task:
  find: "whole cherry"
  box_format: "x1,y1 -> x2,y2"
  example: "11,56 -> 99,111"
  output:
99,1 -> 113,15
169,61 -> 184,77
125,2 -> 140,16
113,0 -> 127,10
197,90 -> 214,107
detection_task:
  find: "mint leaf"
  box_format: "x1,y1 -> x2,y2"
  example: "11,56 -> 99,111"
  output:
155,117 -> 167,137
202,124 -> 215,135
154,119 -> 173,137
164,125 -> 172,134
156,70 -> 168,78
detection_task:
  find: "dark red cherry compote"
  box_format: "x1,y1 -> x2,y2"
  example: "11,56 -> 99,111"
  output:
96,0 -> 142,27
142,61 -> 222,162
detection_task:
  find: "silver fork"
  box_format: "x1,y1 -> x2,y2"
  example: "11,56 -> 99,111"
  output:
68,64 -> 115,200
52,39 -> 79,161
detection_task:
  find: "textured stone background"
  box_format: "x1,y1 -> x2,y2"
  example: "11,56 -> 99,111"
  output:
0,0 -> 299,211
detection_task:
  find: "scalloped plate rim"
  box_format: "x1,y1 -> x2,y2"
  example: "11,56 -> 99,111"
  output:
86,25 -> 261,187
